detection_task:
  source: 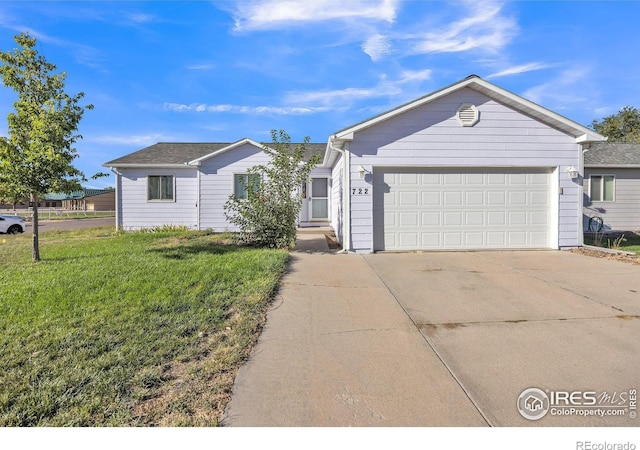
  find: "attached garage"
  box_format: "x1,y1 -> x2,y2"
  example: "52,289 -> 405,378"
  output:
325,75 -> 607,254
373,167 -> 554,251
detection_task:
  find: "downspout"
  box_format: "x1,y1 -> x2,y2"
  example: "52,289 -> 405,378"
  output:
328,140 -> 350,253
109,167 -> 121,231
187,161 -> 201,231
196,167 -> 201,230
579,144 -> 590,247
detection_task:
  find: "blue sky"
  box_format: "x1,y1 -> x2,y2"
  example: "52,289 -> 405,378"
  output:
0,0 -> 639,188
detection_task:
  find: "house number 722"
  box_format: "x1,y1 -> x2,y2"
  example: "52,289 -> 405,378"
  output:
352,188 -> 369,195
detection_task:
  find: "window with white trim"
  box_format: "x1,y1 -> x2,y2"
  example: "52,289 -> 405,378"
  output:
147,175 -> 174,201
589,175 -> 615,202
234,173 -> 260,200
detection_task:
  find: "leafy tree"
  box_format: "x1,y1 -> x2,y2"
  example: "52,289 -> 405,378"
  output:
224,130 -> 321,248
0,32 -> 97,261
591,106 -> 640,143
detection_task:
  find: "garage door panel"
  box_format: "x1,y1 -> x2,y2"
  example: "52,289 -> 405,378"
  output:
443,211 -> 463,226
509,191 -> 527,205
465,211 -> 484,226
444,191 -> 462,205
399,212 -> 419,226
466,191 -> 484,205
466,232 -> 484,246
443,232 -> 463,247
422,212 -> 440,225
422,191 -> 440,205
421,232 -> 440,247
488,191 -> 506,205
374,168 -> 551,251
399,191 -> 419,205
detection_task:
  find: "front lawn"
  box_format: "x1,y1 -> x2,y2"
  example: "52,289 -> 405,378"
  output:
0,227 -> 288,426
584,232 -> 640,255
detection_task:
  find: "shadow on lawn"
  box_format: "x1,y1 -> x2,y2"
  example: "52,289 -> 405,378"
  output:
148,243 -> 244,260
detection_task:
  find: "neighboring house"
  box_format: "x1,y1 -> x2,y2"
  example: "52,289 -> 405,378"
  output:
103,139 -> 329,231
583,142 -> 640,232
104,75 -> 607,252
43,188 -> 116,211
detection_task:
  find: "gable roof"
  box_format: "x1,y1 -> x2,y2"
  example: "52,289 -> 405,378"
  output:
103,139 -> 328,168
584,142 -> 640,167
330,75 -> 606,144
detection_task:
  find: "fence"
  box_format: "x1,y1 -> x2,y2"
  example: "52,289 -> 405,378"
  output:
0,208 -> 115,221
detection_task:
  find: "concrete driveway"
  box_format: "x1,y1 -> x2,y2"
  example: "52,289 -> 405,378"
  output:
364,251 -> 640,426
223,246 -> 639,427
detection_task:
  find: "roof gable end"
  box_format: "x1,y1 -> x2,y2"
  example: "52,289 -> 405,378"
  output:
332,75 -> 605,144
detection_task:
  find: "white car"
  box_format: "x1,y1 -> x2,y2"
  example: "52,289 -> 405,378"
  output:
0,214 -> 26,234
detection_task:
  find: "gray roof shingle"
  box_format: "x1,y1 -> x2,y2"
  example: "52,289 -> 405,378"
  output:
584,142 -> 640,166
104,141 -> 327,166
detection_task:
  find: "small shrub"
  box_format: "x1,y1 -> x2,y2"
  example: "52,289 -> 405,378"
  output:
224,130 -> 321,249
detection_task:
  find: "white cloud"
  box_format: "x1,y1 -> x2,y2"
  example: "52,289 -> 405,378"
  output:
284,86 -> 393,106
124,13 -> 156,24
398,69 -> 432,84
283,69 -> 432,108
186,63 -> 216,71
226,0 -> 399,30
522,67 -> 593,106
486,62 -> 552,79
163,102 -> 330,116
362,34 -> 392,61
411,1 -> 517,54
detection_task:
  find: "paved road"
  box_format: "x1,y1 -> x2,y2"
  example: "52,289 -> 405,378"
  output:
23,217 -> 115,233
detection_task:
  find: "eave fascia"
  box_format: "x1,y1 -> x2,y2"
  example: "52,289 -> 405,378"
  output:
585,164 -> 640,169
101,163 -> 197,169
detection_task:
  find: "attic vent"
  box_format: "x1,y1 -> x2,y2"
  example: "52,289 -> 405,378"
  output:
456,103 -> 479,127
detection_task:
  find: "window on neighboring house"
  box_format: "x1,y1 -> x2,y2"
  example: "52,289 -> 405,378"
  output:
590,175 -> 615,202
234,173 -> 260,200
148,175 -> 174,201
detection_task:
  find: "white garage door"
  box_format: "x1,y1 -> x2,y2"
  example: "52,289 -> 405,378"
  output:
373,168 -> 551,251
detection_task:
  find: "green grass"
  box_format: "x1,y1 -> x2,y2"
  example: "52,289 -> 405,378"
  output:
0,227 -> 288,426
584,232 -> 640,255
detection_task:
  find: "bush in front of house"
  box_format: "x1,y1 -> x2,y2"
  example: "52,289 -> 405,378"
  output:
224,129 -> 321,249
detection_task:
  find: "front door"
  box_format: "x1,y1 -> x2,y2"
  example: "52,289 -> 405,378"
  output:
309,177 -> 329,221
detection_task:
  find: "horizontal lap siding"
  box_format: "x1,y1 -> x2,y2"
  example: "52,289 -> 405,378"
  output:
584,168 -> 640,231
120,168 -> 197,230
347,88 -> 580,252
199,143 -> 271,231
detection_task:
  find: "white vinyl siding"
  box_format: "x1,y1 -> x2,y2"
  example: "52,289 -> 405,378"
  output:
119,168 -> 197,230
199,143 -> 270,231
584,168 -> 640,231
346,87 -> 579,252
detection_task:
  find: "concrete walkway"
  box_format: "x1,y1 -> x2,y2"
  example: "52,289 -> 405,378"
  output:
221,230 -> 487,426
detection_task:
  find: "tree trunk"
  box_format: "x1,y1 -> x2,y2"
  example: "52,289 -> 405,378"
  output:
31,192 -> 40,262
